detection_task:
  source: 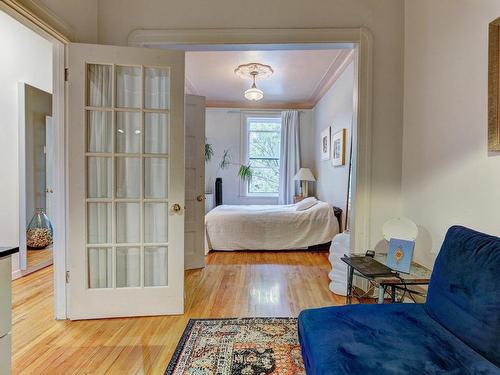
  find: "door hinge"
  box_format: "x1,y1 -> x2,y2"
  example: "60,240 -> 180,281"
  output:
66,271 -> 70,283
64,68 -> 69,82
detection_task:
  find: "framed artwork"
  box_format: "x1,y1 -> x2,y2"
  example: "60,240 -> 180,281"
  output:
488,17 -> 500,152
386,238 -> 415,274
331,128 -> 346,166
320,127 -> 330,160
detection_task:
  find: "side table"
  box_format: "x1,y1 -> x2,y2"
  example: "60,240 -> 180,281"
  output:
341,253 -> 432,304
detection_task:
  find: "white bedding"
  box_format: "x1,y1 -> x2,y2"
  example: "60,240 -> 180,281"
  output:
205,201 -> 339,251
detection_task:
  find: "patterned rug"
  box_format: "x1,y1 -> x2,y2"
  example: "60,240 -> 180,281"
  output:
166,318 -> 305,375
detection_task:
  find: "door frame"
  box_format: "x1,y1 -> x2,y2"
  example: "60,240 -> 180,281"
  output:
128,28 -> 374,253
0,0 -> 68,319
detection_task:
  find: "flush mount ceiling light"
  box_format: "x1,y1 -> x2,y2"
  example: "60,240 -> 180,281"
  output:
234,63 -> 274,101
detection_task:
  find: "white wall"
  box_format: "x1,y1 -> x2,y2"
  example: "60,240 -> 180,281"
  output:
313,62 -> 355,226
0,11 -> 53,273
205,109 -> 313,205
402,0 -> 500,267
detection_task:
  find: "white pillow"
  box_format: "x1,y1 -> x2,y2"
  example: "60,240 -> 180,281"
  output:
295,197 -> 318,211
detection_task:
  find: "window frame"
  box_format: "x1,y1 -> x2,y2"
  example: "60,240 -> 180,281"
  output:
240,112 -> 282,198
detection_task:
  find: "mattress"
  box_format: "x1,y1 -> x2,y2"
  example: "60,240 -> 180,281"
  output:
205,201 -> 339,251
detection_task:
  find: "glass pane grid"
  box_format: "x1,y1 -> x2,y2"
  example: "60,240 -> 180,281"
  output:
86,63 -> 170,290
246,117 -> 281,195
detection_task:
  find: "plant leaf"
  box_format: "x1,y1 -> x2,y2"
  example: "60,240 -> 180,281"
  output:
219,149 -> 231,169
205,143 -> 214,162
238,164 -> 253,181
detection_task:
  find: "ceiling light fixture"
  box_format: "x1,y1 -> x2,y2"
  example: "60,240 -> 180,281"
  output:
244,73 -> 264,101
234,63 -> 273,102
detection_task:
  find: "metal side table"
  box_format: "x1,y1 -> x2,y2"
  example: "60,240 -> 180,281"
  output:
341,253 -> 432,304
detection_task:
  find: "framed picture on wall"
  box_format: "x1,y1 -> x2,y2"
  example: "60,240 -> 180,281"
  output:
331,128 -> 346,166
321,127 -> 330,160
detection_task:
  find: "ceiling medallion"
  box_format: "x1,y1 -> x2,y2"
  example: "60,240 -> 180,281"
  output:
234,63 -> 274,101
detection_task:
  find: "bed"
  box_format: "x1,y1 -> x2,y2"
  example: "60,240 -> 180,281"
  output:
205,199 -> 341,251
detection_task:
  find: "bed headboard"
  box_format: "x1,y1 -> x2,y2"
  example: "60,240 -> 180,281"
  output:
332,206 -> 343,232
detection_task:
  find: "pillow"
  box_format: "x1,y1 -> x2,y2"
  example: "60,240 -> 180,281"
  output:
295,197 -> 318,211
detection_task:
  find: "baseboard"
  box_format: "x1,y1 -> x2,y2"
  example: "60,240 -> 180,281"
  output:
12,260 -> 53,280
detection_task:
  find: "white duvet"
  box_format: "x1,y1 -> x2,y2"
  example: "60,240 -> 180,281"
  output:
205,201 -> 339,251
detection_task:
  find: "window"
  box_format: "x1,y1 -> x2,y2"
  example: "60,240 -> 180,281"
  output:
243,115 -> 281,196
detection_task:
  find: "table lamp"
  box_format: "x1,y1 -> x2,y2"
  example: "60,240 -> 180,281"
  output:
294,168 -> 316,197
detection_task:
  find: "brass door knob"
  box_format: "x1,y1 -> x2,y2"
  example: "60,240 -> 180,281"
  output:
196,195 -> 205,202
171,203 -> 182,212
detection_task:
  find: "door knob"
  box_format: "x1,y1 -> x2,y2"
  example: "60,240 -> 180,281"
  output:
171,203 -> 182,213
196,195 -> 205,202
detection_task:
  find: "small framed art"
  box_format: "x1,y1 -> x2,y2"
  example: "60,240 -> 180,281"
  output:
386,238 -> 415,274
321,127 -> 330,160
331,128 -> 346,166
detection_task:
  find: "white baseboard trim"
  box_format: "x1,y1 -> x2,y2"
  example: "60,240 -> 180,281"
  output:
12,260 -> 53,280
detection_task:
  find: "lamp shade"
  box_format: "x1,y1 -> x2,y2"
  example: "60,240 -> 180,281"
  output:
294,168 -> 316,181
244,86 -> 263,101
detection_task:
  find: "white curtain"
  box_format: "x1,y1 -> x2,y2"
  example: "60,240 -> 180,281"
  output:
278,111 -> 301,205
87,66 -> 169,289
144,247 -> 168,286
88,248 -> 113,288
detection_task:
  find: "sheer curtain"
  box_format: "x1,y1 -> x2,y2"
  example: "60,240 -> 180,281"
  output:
278,111 -> 301,205
87,66 -> 169,288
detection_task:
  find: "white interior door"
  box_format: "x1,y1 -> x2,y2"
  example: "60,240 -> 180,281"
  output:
67,43 -> 185,319
45,116 -> 54,219
184,95 -> 205,270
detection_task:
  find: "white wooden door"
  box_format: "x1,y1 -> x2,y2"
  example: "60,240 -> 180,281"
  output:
184,95 -> 205,270
67,43 -> 185,319
45,116 -> 54,219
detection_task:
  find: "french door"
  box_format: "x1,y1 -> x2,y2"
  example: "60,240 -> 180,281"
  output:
67,43 -> 185,319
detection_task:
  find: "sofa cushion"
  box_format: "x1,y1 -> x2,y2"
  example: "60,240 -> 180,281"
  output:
425,226 -> 500,366
298,304 -> 499,375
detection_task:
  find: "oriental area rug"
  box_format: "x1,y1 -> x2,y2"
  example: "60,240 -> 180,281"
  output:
165,318 -> 305,375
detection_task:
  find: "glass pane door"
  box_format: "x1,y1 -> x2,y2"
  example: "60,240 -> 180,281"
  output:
85,63 -> 170,289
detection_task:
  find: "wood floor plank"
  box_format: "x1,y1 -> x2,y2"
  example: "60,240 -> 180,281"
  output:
12,250 -> 344,374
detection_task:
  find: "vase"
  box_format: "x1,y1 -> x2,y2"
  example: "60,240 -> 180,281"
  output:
26,209 -> 53,249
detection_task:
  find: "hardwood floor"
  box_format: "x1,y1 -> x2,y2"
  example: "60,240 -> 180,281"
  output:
27,246 -> 52,269
12,250 -> 344,374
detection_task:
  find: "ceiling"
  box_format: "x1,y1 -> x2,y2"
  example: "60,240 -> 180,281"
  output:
185,48 -> 354,109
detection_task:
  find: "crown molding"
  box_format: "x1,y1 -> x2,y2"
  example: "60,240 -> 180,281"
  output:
185,77 -> 200,95
206,100 -> 314,110
0,0 -> 71,43
309,49 -> 355,107
13,0 -> 74,41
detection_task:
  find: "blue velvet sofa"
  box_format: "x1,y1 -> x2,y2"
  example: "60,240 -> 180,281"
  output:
298,226 -> 500,374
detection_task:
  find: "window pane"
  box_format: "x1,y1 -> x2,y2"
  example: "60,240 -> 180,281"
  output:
249,131 -> 281,158
144,246 -> 168,286
145,67 -> 169,110
248,159 -> 280,194
87,203 -> 112,244
249,119 -> 281,131
87,111 -> 112,152
87,157 -> 112,198
116,247 -> 141,288
116,157 -> 140,198
87,64 -> 112,107
116,112 -> 141,153
145,158 -> 168,199
116,66 -> 141,108
144,203 -> 168,243
145,113 -> 168,154
88,247 -> 112,288
116,203 -> 140,243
